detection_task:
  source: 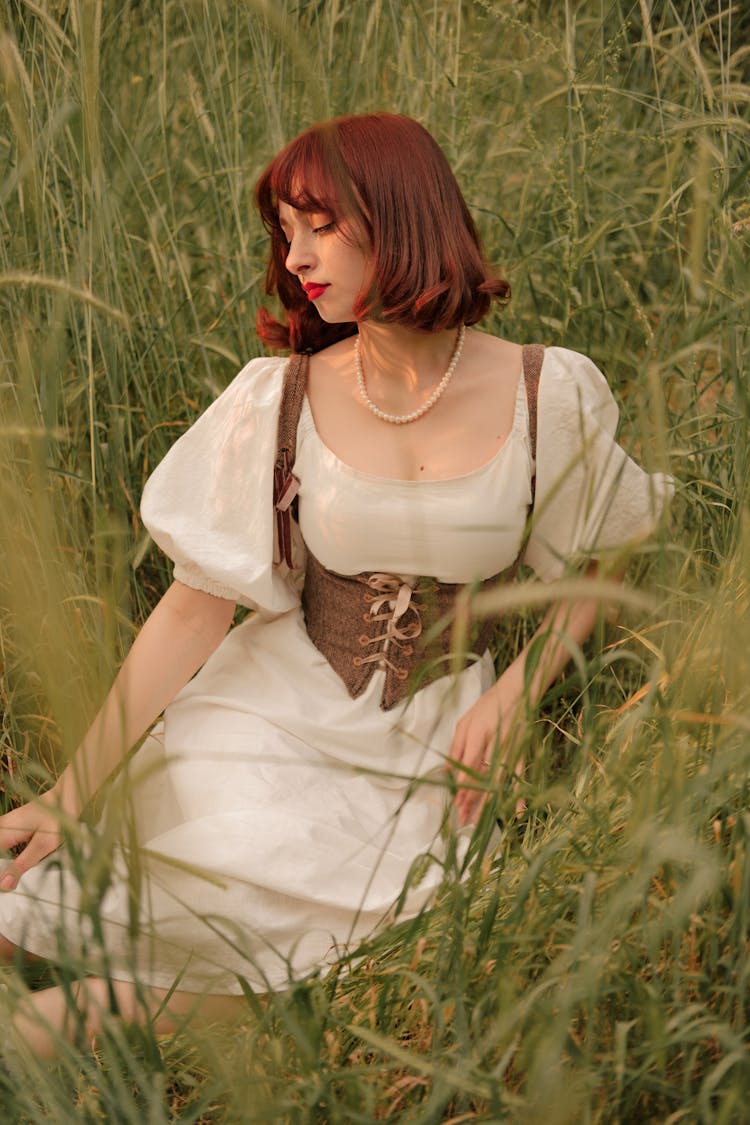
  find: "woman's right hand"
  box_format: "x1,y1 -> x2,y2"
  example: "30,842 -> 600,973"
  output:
0,790 -> 67,891
449,677 -> 525,827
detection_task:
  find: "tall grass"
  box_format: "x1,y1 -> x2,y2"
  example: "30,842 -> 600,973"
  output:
0,0 -> 748,1119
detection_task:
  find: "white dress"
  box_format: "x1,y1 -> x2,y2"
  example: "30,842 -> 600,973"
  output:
0,347 -> 672,994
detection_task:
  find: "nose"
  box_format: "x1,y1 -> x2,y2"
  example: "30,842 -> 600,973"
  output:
284,230 -> 316,277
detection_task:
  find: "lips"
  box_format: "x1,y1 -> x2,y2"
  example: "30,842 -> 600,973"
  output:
302,282 -> 329,301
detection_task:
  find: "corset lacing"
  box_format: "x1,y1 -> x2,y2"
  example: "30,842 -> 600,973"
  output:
353,573 -> 434,681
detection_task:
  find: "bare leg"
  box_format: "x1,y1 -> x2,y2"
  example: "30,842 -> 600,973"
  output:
12,976 -> 247,1059
0,931 -> 21,961
0,929 -> 47,966
0,927 -> 247,1058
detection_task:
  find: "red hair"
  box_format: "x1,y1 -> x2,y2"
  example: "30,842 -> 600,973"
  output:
254,114 -> 510,353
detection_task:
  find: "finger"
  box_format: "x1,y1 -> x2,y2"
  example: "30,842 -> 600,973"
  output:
447,725 -> 468,773
452,750 -> 478,823
0,811 -> 34,852
0,827 -> 32,853
468,790 -> 489,827
457,740 -> 520,827
453,739 -> 489,804
461,775 -> 495,827
458,725 -> 491,775
454,760 -> 489,825
0,861 -> 21,892
0,832 -> 59,890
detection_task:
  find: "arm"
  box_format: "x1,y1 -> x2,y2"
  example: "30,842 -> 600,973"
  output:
0,580 -> 236,889
451,562 -> 608,826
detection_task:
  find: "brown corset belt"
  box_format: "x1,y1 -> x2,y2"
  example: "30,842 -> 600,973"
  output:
302,551 -> 505,711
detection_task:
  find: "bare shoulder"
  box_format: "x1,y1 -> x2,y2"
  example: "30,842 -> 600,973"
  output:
457,329 -> 523,395
463,329 -> 522,376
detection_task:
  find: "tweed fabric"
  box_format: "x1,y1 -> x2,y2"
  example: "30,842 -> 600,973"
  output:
302,551 -> 503,710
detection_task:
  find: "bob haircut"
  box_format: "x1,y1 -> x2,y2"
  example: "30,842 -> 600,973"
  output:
255,114 -> 509,353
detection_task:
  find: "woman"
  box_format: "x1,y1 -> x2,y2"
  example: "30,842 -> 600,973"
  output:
0,114 -> 671,1056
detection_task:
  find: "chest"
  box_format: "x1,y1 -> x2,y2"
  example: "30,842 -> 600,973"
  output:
293,408 -> 533,583
305,359 -> 522,482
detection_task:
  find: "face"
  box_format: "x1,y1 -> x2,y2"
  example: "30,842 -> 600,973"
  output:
277,200 -> 370,324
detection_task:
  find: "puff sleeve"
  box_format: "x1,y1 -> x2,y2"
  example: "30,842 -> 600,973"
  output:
523,347 -> 674,581
140,355 -> 301,614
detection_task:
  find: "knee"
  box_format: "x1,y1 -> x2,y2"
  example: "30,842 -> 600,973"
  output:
72,977 -> 141,1040
71,977 -> 245,1042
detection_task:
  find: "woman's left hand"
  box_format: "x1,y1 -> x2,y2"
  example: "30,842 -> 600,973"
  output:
449,680 -> 525,827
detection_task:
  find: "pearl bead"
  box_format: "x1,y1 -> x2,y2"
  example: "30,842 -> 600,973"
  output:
355,325 -> 466,425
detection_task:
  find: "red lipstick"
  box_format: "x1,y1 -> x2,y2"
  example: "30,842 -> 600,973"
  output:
302,282 -> 329,301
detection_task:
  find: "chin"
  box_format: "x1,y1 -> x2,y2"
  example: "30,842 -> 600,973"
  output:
314,305 -> 356,325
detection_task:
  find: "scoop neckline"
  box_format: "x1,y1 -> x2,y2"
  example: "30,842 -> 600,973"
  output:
299,375 -> 529,486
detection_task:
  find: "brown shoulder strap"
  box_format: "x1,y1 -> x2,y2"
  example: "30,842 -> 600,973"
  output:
501,342 -> 545,577
521,343 -> 544,508
273,353 -> 309,567
276,353 -> 309,464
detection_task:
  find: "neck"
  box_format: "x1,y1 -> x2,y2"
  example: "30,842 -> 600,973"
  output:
356,322 -> 460,391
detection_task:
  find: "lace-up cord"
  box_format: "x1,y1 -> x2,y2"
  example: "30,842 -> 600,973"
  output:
352,573 -> 431,681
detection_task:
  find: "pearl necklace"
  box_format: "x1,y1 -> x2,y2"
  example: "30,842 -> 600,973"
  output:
354,325 -> 466,425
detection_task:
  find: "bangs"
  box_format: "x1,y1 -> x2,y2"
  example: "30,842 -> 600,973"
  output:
257,128 -> 355,229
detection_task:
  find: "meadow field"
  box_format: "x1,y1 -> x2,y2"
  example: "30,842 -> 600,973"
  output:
0,0 -> 749,1120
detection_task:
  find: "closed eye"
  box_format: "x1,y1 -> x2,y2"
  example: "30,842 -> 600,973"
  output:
312,222 -> 335,235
